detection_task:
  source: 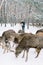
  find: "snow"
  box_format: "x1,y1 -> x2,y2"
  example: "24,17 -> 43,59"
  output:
0,23 -> 43,65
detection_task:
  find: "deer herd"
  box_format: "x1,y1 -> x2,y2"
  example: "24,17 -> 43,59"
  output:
0,29 -> 43,61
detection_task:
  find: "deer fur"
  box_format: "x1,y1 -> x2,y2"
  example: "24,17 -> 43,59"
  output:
35,29 -> 43,57
15,33 -> 40,61
0,29 -> 19,53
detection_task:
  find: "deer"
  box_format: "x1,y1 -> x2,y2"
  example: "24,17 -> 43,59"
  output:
0,29 -> 19,53
15,31 -> 43,61
18,30 -> 24,33
35,29 -> 43,58
15,33 -> 40,61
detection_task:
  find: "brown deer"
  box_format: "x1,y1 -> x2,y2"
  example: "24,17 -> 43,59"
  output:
35,29 -> 43,58
18,30 -> 24,33
0,29 -> 19,53
15,33 -> 40,61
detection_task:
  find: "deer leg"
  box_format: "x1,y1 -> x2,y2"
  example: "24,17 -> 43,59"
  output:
1,43 -> 6,54
25,48 -> 29,62
3,47 -> 7,54
3,46 -> 10,53
6,43 -> 11,53
12,44 -> 14,47
22,49 -> 25,58
7,44 -> 11,53
6,47 -> 9,53
35,48 -> 41,58
3,41 -> 11,53
3,49 -> 6,54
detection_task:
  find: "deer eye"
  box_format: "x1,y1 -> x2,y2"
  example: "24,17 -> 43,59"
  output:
14,37 -> 18,43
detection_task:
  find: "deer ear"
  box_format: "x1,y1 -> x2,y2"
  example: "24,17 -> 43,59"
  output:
14,37 -> 18,43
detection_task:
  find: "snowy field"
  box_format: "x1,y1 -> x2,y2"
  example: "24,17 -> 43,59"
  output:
0,23 -> 43,65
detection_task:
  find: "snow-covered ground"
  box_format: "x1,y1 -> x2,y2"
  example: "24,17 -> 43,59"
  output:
0,23 -> 43,65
